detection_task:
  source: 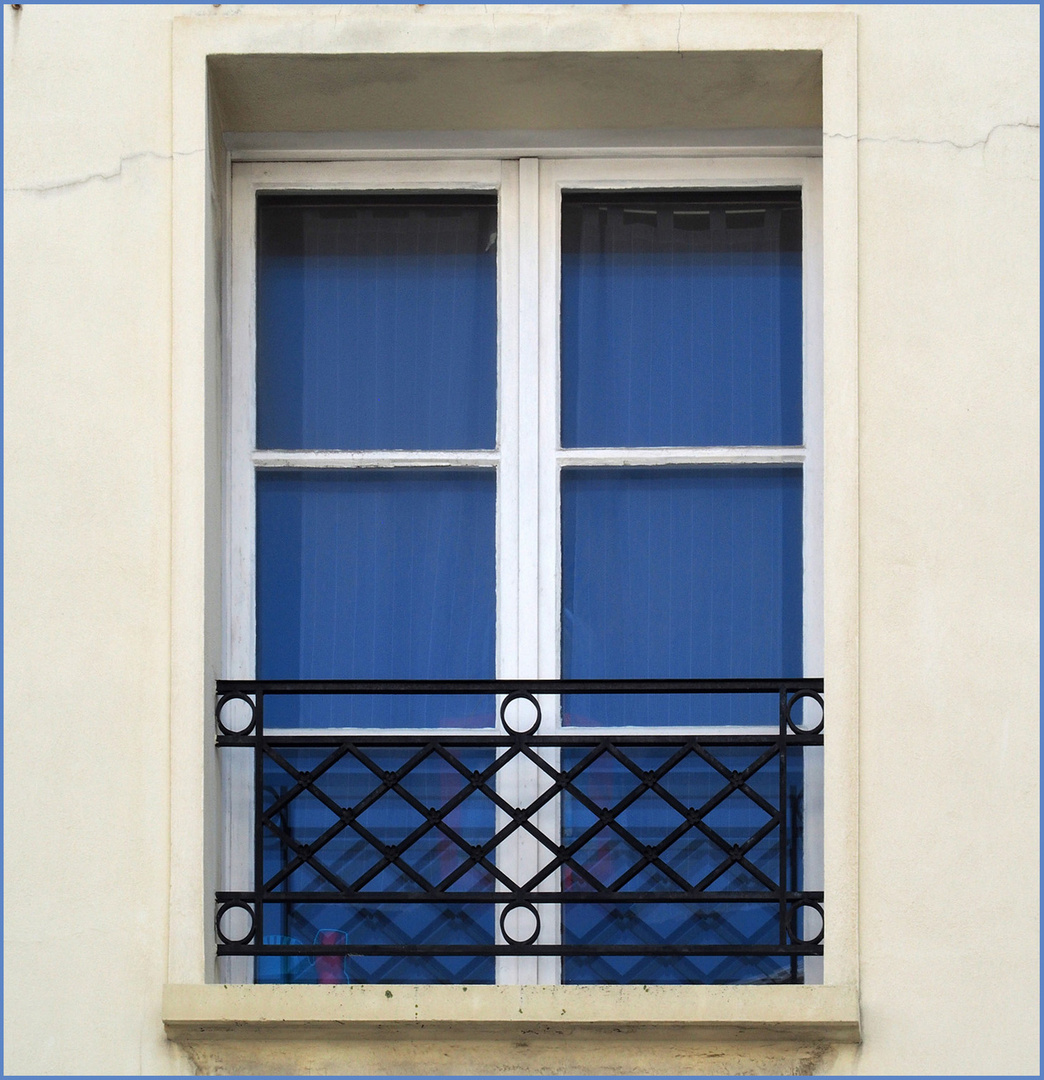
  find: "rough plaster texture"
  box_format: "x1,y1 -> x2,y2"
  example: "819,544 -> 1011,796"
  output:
834,7 -> 1039,1075
3,3 -> 1038,1076
178,1034 -> 840,1076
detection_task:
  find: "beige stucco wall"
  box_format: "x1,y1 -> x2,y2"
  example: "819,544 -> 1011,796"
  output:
3,4 -> 1038,1075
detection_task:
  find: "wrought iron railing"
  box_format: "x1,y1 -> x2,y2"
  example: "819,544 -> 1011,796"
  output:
215,678 -> 823,985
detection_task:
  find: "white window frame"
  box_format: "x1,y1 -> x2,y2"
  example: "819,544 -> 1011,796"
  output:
223,153 -> 823,988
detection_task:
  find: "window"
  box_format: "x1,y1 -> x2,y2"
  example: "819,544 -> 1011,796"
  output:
217,156 -> 823,988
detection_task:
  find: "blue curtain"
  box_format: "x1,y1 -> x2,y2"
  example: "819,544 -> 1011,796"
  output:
561,192 -> 801,448
561,467 -> 803,726
257,194 -> 497,451
256,469 -> 496,728
253,195 -> 501,982
559,192 -> 805,984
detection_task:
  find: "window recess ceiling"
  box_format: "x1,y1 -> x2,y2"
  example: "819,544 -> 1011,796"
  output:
210,51 -> 822,140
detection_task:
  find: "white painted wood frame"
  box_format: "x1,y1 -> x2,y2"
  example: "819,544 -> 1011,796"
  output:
224,153 -> 823,987
225,159 -> 521,983
538,157 -> 823,983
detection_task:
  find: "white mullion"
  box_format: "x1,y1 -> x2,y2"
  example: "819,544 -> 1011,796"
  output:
494,161 -> 522,986
518,158 -> 542,685
558,446 -> 806,468
535,159 -> 566,983
536,163 -> 562,688
498,157 -> 552,985
497,161 -> 522,685
252,450 -> 499,469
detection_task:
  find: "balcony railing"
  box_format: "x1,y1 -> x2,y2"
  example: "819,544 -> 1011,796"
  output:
215,678 -> 824,985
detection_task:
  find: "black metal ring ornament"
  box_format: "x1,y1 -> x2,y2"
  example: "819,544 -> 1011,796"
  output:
499,691 -> 542,736
785,900 -> 824,946
215,900 -> 256,946
500,901 -> 541,947
216,693 -> 257,737
784,690 -> 824,735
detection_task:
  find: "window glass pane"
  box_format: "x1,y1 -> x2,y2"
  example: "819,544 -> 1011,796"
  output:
257,470 -> 495,727
561,192 -> 801,448
257,194 -> 497,451
561,467 -> 802,726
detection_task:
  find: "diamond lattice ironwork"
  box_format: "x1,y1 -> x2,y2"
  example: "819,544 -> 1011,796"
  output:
216,678 -> 823,985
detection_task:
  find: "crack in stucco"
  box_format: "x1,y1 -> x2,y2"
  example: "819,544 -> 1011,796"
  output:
5,147 -> 203,195
12,122 -> 1035,196
824,120 -> 1038,152
482,4 -> 497,36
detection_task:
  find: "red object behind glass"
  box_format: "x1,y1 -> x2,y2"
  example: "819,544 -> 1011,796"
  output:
314,930 -> 348,983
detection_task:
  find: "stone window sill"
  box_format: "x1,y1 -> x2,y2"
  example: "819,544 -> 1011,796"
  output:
162,983 -> 860,1043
